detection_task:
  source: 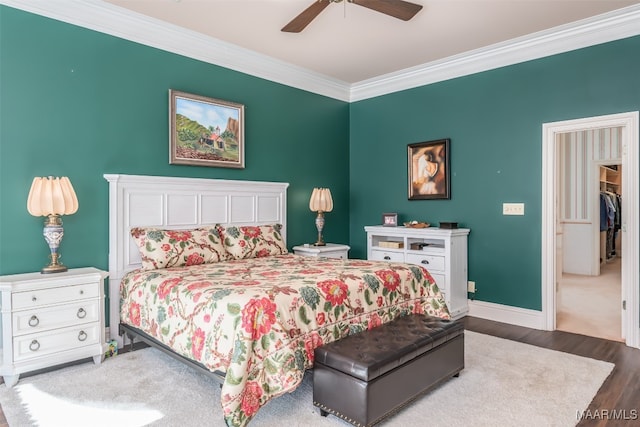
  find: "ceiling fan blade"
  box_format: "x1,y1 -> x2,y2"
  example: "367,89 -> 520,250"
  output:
352,0 -> 423,21
282,0 -> 331,33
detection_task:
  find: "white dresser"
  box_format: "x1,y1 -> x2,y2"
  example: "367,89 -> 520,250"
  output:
364,226 -> 470,319
0,267 -> 108,387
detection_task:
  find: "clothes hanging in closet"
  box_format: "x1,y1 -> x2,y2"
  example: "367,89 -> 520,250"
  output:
600,191 -> 621,261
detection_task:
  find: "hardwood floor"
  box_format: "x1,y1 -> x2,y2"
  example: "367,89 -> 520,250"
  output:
0,317 -> 637,426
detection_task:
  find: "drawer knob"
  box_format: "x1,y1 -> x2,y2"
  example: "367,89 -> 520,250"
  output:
383,256 -> 391,260
28,315 -> 40,327
80,290 -> 84,295
29,340 -> 40,352
31,296 -> 37,302
421,259 -> 430,264
77,308 -> 87,319
78,331 -> 88,342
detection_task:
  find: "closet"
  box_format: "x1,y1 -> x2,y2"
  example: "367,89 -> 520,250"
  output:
599,165 -> 621,265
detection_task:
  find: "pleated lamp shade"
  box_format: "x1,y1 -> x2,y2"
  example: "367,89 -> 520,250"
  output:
309,188 -> 333,213
27,176 -> 78,217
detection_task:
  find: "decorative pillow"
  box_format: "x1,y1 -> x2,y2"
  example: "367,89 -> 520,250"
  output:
221,224 -> 288,260
130,226 -> 227,270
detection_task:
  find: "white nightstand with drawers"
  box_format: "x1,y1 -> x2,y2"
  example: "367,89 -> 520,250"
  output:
292,243 -> 350,259
0,267 -> 108,387
365,226 -> 470,319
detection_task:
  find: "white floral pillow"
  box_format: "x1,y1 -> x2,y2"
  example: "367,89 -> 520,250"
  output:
130,226 -> 227,270
221,224 -> 288,260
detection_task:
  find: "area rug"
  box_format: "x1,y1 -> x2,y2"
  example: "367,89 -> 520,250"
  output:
0,331 -> 614,427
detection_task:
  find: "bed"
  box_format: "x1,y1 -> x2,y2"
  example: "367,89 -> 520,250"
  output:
105,174 -> 450,427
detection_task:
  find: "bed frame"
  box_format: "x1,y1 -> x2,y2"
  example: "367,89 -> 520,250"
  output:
104,174 -> 289,351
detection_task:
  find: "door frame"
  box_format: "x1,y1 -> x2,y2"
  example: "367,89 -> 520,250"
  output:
542,111 -> 639,348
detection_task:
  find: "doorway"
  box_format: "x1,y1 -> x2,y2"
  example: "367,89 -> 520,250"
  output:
541,111 -> 639,348
556,139 -> 622,340
556,132 -> 622,341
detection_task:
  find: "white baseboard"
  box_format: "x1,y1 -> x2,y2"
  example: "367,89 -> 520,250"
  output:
468,300 -> 545,330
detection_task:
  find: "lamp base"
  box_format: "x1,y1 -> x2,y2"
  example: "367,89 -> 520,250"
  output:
314,211 -> 327,247
41,215 -> 67,274
41,263 -> 68,274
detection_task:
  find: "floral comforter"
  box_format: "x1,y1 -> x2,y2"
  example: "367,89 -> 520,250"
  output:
119,254 -> 450,426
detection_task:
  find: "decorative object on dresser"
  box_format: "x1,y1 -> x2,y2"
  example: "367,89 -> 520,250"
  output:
439,221 -> 458,229
378,241 -> 404,249
365,225 -> 470,318
292,243 -> 350,259
26,176 -> 79,274
0,267 -> 108,387
382,212 -> 398,226
404,220 -> 429,228
169,89 -> 245,169
309,187 -> 333,246
408,138 -> 450,200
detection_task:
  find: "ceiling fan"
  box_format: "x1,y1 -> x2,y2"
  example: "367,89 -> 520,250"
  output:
282,0 -> 423,33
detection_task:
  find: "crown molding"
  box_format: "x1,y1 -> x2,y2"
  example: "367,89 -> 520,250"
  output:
2,1 -> 639,103
350,4 -> 640,101
0,0 -> 352,101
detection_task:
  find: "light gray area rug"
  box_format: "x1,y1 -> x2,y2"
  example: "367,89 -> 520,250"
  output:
0,331 -> 613,427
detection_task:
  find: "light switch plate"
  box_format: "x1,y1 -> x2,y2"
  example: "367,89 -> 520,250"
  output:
503,203 -> 525,215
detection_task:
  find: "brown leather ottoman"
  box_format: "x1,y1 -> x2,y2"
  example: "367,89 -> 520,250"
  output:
313,314 -> 464,427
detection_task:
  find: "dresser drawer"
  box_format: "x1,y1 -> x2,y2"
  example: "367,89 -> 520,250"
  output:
370,250 -> 404,262
405,253 -> 445,271
12,283 -> 99,310
319,250 -> 349,259
13,322 -> 101,362
13,300 -> 100,336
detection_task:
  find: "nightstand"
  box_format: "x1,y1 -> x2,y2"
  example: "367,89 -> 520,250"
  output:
0,267 -> 108,387
292,243 -> 350,259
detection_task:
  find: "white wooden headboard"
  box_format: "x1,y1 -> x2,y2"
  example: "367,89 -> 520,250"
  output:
104,174 -> 289,342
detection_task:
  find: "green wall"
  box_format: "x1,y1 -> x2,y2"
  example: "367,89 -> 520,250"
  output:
2,6 -> 639,315
0,6 -> 350,276
349,36 -> 640,310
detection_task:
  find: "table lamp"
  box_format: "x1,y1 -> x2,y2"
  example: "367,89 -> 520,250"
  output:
27,176 -> 78,273
309,187 -> 333,246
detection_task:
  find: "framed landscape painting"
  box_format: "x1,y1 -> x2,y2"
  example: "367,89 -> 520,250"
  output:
169,90 -> 245,168
408,138 -> 450,200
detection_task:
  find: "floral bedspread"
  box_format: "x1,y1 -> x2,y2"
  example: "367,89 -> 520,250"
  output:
119,254 -> 450,426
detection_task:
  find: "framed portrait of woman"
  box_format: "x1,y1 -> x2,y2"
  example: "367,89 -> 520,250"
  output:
408,138 -> 450,200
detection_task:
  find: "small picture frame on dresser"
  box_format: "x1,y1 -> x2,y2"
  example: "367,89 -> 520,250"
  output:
382,213 -> 398,227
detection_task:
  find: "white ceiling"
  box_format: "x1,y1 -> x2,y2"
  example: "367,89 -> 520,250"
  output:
4,0 -> 640,101
104,0 -> 639,82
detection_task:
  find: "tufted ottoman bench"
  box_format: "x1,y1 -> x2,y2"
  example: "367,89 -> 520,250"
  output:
313,314 -> 464,427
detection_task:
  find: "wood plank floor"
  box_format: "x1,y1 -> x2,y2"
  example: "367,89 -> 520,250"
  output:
0,316 -> 637,426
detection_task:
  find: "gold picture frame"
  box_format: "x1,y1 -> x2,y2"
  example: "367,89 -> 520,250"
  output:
408,138 -> 450,200
169,90 -> 245,168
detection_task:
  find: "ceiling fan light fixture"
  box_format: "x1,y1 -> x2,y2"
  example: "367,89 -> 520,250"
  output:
282,0 -> 423,33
